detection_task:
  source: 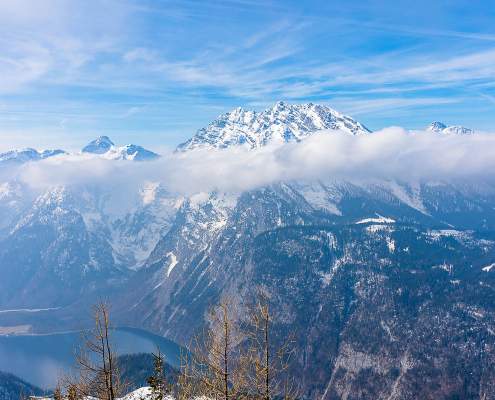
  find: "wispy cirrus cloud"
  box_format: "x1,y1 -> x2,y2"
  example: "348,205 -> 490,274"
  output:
330,97 -> 463,116
1,0 -> 494,149
0,0 -> 128,93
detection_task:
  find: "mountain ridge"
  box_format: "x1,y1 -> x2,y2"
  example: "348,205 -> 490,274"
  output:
0,136 -> 160,165
0,148 -> 67,166
177,101 -> 371,151
1,106 -> 482,164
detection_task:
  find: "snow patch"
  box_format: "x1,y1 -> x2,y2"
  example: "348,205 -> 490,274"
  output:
121,387 -> 173,400
428,229 -> 464,238
366,224 -> 392,233
356,214 -> 395,224
166,252 -> 178,277
434,263 -> 454,273
299,184 -> 342,215
482,263 -> 495,272
34,387 -> 171,400
0,307 -> 60,314
386,181 -> 428,214
387,238 -> 396,253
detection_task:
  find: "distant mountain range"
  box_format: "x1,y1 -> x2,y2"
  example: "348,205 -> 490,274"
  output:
0,102 -> 493,399
0,136 -> 159,166
0,102 -> 475,165
0,148 -> 67,166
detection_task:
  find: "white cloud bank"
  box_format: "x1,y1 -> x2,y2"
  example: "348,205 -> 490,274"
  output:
9,128 -> 495,196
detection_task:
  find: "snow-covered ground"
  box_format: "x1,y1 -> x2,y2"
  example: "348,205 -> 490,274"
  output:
356,214 -> 395,224
32,387 -> 157,400
32,386 -> 211,399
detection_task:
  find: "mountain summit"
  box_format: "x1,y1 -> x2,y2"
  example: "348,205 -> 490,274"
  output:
105,144 -> 160,161
427,121 -> 474,135
82,136 -> 115,154
82,136 -> 159,160
177,101 -> 370,151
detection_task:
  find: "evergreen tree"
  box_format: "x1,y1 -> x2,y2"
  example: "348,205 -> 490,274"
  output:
147,349 -> 169,400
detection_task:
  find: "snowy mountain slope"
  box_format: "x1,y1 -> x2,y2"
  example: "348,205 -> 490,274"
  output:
0,185 -> 125,308
0,181 -> 178,307
110,183 -> 181,269
177,101 -> 370,151
118,179 -> 495,334
0,181 -> 33,235
115,180 -> 495,398
427,121 -> 474,134
2,175 -> 492,311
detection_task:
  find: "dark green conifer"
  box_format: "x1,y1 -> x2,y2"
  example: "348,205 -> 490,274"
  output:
147,349 -> 169,400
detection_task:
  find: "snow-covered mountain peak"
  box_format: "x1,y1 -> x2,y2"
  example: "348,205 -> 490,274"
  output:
105,144 -> 160,161
270,100 -> 290,113
427,121 -> 474,135
81,136 -> 159,161
82,135 -> 115,154
0,148 -> 39,163
427,121 -> 447,132
222,106 -> 255,125
0,148 -> 67,166
177,102 -> 371,151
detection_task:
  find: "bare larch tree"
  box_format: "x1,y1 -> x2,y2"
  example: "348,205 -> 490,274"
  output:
62,302 -> 124,400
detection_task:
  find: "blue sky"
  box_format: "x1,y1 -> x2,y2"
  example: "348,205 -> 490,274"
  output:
1,0 -> 494,151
